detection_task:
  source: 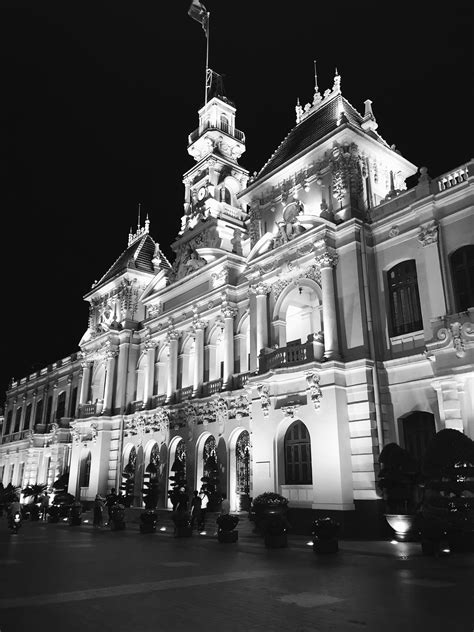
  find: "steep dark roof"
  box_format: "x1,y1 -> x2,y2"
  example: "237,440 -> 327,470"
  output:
94,233 -> 170,289
256,94 -> 381,181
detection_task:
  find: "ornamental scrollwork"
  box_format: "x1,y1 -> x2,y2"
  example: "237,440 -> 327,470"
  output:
437,321 -> 474,358
314,249 -> 338,269
281,405 -> 299,419
418,221 -> 438,247
257,383 -> 271,417
306,371 -> 322,409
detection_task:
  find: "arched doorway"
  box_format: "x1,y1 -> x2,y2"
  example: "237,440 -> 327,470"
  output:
133,445 -> 145,506
274,281 -> 322,350
121,445 -> 137,507
142,442 -> 160,509
168,438 -> 187,509
201,435 -> 219,509
235,430 -> 251,511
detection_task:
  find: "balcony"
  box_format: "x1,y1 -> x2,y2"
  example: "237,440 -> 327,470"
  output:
151,394 -> 167,409
78,403 -> 98,419
175,386 -> 194,403
233,372 -> 252,389
0,429 -> 31,445
202,378 -> 223,397
188,123 -> 245,145
259,335 -> 323,373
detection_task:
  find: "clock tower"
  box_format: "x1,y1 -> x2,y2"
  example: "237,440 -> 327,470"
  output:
171,72 -> 249,281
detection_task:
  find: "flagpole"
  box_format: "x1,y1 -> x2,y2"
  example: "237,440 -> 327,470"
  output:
205,11 -> 210,105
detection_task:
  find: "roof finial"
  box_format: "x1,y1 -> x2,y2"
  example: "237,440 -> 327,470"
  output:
333,68 -> 341,94
313,60 -> 322,105
128,226 -> 133,246
145,213 -> 150,233
137,202 -> 141,229
295,97 -> 303,124
361,99 -> 378,132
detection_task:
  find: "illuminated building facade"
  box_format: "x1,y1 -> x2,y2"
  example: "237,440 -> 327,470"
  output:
1,70 -> 473,531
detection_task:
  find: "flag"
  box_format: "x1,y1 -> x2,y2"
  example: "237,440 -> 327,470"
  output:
188,0 -> 209,36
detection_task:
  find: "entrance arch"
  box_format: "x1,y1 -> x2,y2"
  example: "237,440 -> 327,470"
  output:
228,428 -> 251,512
273,280 -> 322,347
275,417 -> 314,506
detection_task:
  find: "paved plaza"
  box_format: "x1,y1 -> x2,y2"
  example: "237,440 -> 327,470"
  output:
0,515 -> 473,632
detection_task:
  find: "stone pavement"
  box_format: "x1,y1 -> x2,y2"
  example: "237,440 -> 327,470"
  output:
0,515 -> 473,632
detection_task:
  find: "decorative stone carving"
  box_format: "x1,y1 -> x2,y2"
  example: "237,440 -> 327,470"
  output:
227,394 -> 250,419
211,267 -> 229,288
249,282 -> 271,296
314,249 -> 338,269
215,397 -> 228,436
306,371 -> 322,409
281,405 -> 299,418
388,225 -> 400,238
249,204 -> 262,248
166,320 -> 181,342
149,408 -> 169,433
257,383 -> 271,417
437,321 -> 474,358
147,302 -> 163,318
329,143 -> 363,203
418,221 -> 438,247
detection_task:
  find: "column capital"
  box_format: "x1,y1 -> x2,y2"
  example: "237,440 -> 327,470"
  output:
81,360 -> 93,370
144,336 -> 158,351
191,318 -> 207,332
315,248 -> 338,269
250,281 -> 271,296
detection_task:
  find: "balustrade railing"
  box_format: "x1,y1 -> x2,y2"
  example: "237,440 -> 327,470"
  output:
436,165 -> 469,192
259,339 -> 315,373
79,403 -> 97,418
202,378 -> 223,397
176,386 -> 193,403
0,429 -> 31,444
151,394 -> 167,408
233,372 -> 252,389
131,400 -> 144,413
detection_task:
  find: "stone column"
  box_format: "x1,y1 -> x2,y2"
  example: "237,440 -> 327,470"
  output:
144,341 -> 156,407
41,387 -> 49,425
30,391 -> 38,430
192,317 -> 206,396
65,374 -> 73,419
115,336 -> 130,413
19,395 -> 27,432
166,327 -> 180,403
315,249 -> 340,360
103,347 -> 118,415
418,222 -> 447,320
51,382 -> 59,424
252,282 -> 270,354
222,303 -> 237,390
79,362 -> 92,405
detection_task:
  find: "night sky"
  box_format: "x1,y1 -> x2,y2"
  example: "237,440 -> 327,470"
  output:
1,1 -> 472,402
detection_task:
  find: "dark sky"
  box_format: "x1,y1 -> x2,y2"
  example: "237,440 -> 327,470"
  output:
1,1 -> 472,401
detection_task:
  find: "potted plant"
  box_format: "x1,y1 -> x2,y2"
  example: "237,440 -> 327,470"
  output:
420,429 -> 474,554
47,504 -> 61,523
109,503 -> 126,531
172,509 -> 192,537
312,517 -> 340,553
216,513 -> 239,543
68,499 -> 83,526
250,492 -> 290,547
378,443 -> 420,541
21,483 -> 47,521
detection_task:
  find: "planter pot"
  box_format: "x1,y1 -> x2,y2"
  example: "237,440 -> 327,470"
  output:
176,525 -> 193,538
384,514 -> 418,541
264,532 -> 287,548
313,537 -> 338,554
218,529 -> 238,543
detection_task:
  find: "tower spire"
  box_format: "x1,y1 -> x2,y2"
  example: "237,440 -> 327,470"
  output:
137,202 -> 141,229
312,60 -> 322,105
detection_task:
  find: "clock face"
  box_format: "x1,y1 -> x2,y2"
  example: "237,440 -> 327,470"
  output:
198,186 -> 206,200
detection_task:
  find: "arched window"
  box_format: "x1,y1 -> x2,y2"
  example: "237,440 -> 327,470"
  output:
69,387 -> 77,417
387,260 -> 422,336
35,400 -> 43,426
25,404 -> 32,429
401,412 -> 436,465
450,245 -> 474,312
14,408 -> 22,433
220,114 -> 229,133
284,420 -> 312,484
6,410 -> 12,434
46,395 -> 53,424
80,452 -> 92,487
56,392 -> 66,420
